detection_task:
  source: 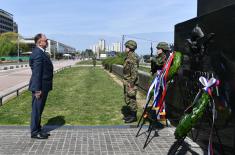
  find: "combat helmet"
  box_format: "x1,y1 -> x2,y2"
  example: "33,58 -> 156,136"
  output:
125,40 -> 137,50
156,42 -> 170,51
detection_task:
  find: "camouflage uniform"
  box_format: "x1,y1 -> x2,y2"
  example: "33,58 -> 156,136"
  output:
122,40 -> 138,123
152,53 -> 166,70
123,51 -> 138,112
92,56 -> 96,67
151,42 -> 169,77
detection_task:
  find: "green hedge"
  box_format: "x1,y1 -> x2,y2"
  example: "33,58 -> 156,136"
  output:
0,56 -> 29,61
102,53 -> 126,71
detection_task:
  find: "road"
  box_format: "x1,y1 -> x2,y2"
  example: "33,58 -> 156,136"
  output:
0,60 -> 79,92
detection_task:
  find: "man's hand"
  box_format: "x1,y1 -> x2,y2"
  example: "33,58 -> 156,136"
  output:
35,91 -> 42,99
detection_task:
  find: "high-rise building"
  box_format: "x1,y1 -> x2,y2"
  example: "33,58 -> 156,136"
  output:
98,39 -> 105,52
90,44 -> 97,53
0,9 -> 15,34
13,22 -> 18,33
105,45 -> 113,52
112,42 -> 121,52
91,39 -> 106,58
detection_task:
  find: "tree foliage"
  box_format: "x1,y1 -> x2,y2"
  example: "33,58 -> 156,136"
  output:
81,49 -> 94,58
102,52 -> 126,67
0,32 -> 30,56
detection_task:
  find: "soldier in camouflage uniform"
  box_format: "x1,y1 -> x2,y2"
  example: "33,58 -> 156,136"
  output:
151,42 -> 170,76
92,55 -> 96,67
122,40 -> 139,123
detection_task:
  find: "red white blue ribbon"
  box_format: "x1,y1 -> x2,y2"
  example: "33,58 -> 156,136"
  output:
199,76 -> 216,95
144,53 -> 174,115
199,76 -> 219,155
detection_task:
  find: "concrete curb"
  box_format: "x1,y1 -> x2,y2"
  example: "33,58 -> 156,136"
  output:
0,64 -> 29,71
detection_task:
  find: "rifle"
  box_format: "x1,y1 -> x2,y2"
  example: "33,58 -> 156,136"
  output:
150,42 -> 155,75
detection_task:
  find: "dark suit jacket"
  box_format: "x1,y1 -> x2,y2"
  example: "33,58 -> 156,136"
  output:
29,47 -> 54,92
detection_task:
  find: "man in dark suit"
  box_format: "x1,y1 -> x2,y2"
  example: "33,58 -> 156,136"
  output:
29,33 -> 54,139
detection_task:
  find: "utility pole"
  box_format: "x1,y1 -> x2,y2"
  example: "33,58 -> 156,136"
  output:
121,35 -> 125,52
17,33 -> 20,63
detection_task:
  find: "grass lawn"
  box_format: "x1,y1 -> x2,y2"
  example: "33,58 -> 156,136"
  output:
0,67 -> 128,125
76,60 -> 102,65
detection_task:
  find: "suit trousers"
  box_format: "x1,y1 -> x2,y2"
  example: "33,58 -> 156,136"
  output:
30,91 -> 48,135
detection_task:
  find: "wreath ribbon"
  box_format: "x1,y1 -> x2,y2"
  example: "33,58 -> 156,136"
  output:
199,76 -> 216,96
144,52 -> 174,118
198,76 -> 218,155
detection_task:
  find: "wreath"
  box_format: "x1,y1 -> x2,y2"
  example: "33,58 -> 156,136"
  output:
174,77 -> 219,139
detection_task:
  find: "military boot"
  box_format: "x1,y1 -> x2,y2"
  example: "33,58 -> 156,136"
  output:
123,112 -> 133,121
123,115 -> 131,121
125,111 -> 137,123
121,106 -> 131,120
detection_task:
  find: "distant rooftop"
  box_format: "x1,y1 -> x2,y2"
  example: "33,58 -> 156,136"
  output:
0,9 -> 13,17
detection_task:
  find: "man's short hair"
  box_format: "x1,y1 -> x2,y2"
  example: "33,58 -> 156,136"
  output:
34,33 -> 43,44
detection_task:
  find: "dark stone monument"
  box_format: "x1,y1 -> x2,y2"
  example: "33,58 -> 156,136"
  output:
197,0 -> 235,16
167,0 -> 235,154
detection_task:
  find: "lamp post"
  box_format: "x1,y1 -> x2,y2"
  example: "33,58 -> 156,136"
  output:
17,33 -> 20,63
121,35 -> 125,52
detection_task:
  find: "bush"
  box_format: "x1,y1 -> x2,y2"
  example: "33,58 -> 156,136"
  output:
102,53 -> 126,71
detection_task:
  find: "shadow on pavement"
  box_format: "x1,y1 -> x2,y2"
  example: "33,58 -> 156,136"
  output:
167,139 -> 205,155
136,121 -> 165,149
42,115 -> 65,132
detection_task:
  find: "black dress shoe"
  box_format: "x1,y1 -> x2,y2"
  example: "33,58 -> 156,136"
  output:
31,133 -> 48,139
41,132 -> 50,137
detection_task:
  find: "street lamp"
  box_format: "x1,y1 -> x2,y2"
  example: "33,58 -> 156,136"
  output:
121,35 -> 125,52
17,33 -> 20,63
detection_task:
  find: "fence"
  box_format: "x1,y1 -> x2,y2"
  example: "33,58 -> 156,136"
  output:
0,65 -> 71,106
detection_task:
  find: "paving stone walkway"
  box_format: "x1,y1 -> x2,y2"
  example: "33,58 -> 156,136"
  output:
0,126 -> 205,155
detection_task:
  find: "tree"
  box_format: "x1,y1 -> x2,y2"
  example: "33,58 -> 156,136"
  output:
0,32 -> 29,56
0,32 -> 18,41
86,49 -> 93,58
19,42 -> 30,52
81,49 -> 94,58
0,37 -> 14,56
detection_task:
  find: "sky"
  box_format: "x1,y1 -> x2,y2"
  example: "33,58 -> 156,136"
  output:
1,0 -> 197,55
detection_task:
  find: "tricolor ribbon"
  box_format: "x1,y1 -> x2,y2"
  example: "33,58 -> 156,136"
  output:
144,52 -> 174,117
156,52 -> 174,112
199,76 -> 219,155
145,72 -> 161,108
199,76 -> 217,96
